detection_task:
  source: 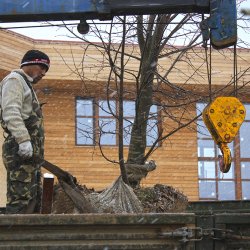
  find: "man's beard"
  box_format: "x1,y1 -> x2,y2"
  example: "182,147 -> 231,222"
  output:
32,76 -> 42,84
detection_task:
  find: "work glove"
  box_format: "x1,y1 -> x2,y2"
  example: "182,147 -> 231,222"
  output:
18,141 -> 33,159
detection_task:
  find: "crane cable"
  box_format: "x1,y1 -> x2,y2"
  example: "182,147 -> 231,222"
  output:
204,40 -> 238,101
233,43 -> 238,97
203,37 -> 212,103
201,13 -> 213,103
203,40 -> 239,106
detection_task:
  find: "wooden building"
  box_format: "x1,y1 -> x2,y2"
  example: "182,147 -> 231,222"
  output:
0,29 -> 249,207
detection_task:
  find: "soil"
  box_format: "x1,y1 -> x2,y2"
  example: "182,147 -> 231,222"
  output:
134,184 -> 188,213
52,182 -> 188,214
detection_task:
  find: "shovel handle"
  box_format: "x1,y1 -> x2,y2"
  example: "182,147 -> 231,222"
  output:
39,158 -> 77,186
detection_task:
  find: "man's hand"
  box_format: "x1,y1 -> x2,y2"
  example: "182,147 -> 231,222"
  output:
18,141 -> 33,159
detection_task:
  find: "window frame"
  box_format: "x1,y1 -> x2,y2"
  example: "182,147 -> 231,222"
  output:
75,97 -> 95,146
75,97 -> 160,147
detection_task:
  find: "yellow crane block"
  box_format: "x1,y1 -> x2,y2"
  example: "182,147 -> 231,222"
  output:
202,97 -> 246,173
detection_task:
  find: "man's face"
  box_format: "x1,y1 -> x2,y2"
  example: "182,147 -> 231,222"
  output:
28,64 -> 47,84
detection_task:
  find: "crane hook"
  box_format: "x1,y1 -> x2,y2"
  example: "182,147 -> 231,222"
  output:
202,97 -> 245,174
218,142 -> 232,173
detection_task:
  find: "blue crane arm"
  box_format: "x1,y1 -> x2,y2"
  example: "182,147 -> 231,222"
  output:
0,0 -> 210,21
0,0 -> 237,49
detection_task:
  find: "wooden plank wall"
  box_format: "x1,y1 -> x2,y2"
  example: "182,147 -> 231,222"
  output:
1,29 -> 250,86
0,29 -> 249,205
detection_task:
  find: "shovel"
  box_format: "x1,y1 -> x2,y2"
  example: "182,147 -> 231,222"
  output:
39,159 -> 94,213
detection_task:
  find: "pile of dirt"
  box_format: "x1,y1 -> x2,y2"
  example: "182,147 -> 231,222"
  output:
134,184 -> 188,213
52,182 -> 188,214
52,183 -> 94,214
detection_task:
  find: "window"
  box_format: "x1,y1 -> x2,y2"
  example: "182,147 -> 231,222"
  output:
76,97 -> 159,146
197,103 -> 250,200
76,98 -> 94,145
98,100 -> 116,145
239,104 -> 250,200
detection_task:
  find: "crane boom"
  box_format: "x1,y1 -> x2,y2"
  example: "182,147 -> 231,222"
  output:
0,0 -> 210,22
0,0 -> 237,49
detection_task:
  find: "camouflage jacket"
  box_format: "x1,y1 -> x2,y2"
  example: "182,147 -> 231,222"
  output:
0,69 -> 39,144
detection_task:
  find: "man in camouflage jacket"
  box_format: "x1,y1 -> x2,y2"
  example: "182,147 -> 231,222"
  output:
0,50 -> 50,213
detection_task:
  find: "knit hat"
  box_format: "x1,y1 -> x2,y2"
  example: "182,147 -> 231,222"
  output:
21,50 -> 50,71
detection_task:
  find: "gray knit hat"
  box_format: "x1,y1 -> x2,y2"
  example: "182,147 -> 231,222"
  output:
21,50 -> 50,71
